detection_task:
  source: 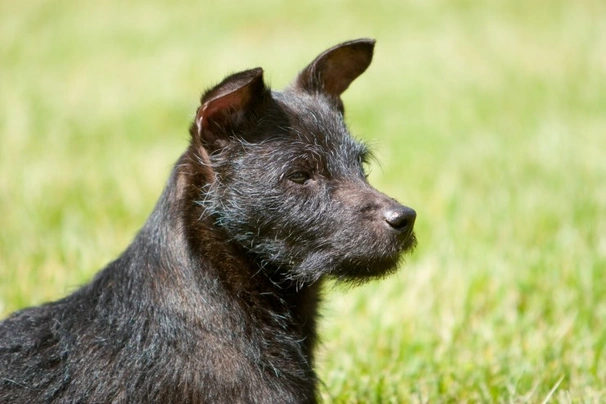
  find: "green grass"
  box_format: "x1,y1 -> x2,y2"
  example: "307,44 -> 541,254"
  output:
1,0 -> 605,401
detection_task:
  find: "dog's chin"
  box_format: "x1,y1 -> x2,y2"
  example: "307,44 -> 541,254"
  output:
332,256 -> 401,284
272,232 -> 417,286
330,232 -> 417,284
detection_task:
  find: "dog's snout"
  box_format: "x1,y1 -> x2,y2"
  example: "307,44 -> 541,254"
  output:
384,205 -> 416,234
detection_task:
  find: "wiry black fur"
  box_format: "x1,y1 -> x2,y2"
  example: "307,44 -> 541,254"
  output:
0,39 -> 416,403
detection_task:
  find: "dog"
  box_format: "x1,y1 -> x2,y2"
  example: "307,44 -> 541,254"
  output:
0,38 -> 416,403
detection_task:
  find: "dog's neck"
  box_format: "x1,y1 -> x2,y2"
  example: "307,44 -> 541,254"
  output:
119,156 -> 322,367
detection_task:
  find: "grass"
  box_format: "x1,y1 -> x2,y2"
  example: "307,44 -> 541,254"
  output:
1,0 -> 605,401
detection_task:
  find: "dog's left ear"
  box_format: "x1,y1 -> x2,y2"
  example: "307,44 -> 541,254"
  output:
293,38 -> 375,106
193,68 -> 267,150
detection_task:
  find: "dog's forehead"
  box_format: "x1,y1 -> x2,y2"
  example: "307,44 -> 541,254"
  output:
271,90 -> 363,153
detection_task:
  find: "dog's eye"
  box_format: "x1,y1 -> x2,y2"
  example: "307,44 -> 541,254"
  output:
288,171 -> 311,184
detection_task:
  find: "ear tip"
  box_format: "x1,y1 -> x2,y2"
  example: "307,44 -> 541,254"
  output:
249,67 -> 264,77
356,37 -> 376,45
240,67 -> 264,83
338,38 -> 375,63
347,38 -> 376,50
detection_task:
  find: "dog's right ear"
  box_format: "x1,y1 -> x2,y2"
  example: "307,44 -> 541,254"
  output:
192,68 -> 267,149
292,38 -> 375,109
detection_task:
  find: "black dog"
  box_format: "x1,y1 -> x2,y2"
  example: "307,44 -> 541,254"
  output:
0,38 -> 416,403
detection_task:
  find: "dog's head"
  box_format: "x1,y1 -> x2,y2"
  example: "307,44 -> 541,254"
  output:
187,39 -> 416,285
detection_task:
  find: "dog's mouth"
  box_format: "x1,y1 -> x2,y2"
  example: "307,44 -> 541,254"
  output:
328,230 -> 417,283
401,231 -> 417,253
254,209 -> 417,285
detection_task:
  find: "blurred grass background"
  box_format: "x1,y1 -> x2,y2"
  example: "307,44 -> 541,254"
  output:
1,0 -> 605,401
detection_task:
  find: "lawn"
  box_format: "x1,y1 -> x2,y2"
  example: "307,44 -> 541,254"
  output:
1,0 -> 605,401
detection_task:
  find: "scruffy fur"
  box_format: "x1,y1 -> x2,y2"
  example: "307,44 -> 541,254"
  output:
0,39 -> 416,403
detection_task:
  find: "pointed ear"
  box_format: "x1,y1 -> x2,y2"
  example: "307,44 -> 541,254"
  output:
293,38 -> 375,99
193,68 -> 267,147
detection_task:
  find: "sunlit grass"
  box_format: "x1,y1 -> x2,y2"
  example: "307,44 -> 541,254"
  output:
1,0 -> 605,401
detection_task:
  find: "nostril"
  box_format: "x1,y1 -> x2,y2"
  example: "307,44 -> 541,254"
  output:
384,206 -> 416,232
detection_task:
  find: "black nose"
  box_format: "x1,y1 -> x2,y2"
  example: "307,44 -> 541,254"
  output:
384,206 -> 416,234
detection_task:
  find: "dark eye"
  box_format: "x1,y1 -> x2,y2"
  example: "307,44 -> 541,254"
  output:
288,171 -> 311,184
